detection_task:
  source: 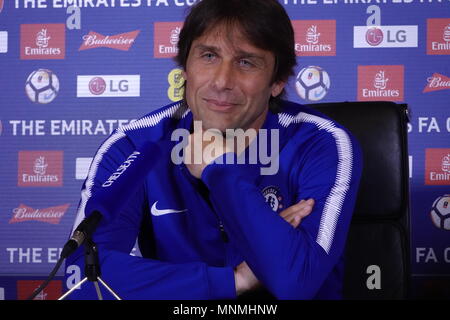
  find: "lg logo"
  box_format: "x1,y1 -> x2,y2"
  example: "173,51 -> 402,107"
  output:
366,27 -> 383,46
88,77 -> 131,96
88,77 -> 107,95
366,264 -> 381,290
354,5 -> 418,48
77,75 -> 140,98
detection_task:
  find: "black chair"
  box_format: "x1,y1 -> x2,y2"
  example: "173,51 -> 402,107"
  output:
308,101 -> 411,299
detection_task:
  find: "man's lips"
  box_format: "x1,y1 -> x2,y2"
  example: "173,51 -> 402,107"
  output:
204,98 -> 238,110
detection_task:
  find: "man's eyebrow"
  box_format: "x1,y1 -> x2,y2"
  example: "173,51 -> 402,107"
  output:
193,44 -> 221,53
234,50 -> 268,67
235,50 -> 265,60
193,44 -> 266,61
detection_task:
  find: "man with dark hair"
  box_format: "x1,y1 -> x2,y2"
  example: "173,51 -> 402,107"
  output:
65,0 -> 362,299
175,0 -> 296,113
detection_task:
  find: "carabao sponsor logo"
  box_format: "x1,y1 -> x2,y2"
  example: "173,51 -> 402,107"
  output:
423,73 -> 450,93
292,20 -> 336,56
357,65 -> 404,101
9,204 -> 70,224
154,22 -> 183,58
79,30 -> 140,51
0,31 -> 7,53
427,19 -> 450,55
425,149 -> 450,185
77,75 -> 140,97
18,151 -> 63,187
354,25 -> 418,48
20,24 -> 65,60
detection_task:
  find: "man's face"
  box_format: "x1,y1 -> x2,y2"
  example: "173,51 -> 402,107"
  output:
182,24 -> 285,132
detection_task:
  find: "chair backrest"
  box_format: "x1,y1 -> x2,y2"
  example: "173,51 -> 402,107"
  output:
308,101 -> 411,299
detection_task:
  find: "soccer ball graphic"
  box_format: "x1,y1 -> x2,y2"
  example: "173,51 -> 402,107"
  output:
25,69 -> 59,104
295,66 -> 330,102
430,194 -> 450,230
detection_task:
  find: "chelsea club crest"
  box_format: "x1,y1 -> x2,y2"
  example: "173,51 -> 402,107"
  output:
262,186 -> 283,212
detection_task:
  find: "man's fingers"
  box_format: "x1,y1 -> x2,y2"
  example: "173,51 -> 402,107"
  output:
284,207 -> 309,223
279,199 -> 315,228
279,199 -> 304,218
280,199 -> 314,218
291,215 -> 301,228
285,215 -> 302,228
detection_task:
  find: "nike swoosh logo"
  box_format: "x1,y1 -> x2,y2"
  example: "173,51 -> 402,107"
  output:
151,201 -> 187,216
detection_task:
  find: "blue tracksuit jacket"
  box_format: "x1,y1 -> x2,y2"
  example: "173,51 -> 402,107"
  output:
65,99 -> 362,300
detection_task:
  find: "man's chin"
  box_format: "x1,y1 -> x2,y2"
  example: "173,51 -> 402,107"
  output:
199,120 -> 241,133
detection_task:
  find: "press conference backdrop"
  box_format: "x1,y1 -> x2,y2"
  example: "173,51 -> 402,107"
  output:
0,0 -> 449,300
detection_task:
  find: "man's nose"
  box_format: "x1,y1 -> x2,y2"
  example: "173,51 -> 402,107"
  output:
211,61 -> 235,91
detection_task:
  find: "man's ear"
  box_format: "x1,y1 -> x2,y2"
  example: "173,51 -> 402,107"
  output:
271,80 -> 286,98
181,69 -> 187,82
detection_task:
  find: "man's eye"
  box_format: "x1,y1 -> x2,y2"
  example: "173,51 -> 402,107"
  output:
201,52 -> 216,61
239,59 -> 254,68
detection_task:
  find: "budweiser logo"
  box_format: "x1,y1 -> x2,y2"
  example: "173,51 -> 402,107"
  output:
9,204 -> 70,224
423,73 -> 450,93
79,30 -> 140,51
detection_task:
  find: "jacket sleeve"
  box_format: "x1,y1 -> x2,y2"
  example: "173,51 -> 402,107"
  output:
201,129 -> 362,299
64,131 -> 236,300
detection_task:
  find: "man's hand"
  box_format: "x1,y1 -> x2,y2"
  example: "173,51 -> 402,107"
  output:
184,125 -> 255,179
234,198 -> 315,295
234,261 -> 259,296
185,129 -> 232,179
279,198 -> 315,228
